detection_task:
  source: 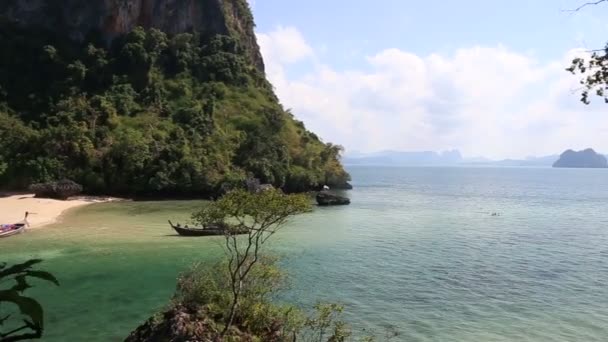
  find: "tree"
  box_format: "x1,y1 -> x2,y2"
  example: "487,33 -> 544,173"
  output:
130,188 -> 399,341
0,259 -> 59,341
566,1 -> 608,103
191,189 -> 312,336
567,51 -> 608,104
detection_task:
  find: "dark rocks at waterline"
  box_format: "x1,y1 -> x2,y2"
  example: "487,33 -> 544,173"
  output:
330,182 -> 353,190
29,179 -> 83,200
126,304 -> 283,342
125,305 -> 217,342
316,192 -> 350,206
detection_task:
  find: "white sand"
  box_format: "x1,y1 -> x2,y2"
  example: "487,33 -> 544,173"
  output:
0,194 -> 116,228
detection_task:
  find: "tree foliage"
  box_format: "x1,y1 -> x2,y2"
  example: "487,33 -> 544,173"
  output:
130,257 -> 369,341
192,189 -> 312,336
566,1 -> 608,104
129,190 -> 398,341
0,23 -> 350,196
567,49 -> 608,104
0,259 -> 59,342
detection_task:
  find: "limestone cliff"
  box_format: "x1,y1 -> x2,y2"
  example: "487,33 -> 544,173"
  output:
0,0 -> 351,195
0,0 -> 264,72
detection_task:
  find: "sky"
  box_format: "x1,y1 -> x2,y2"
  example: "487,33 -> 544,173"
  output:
250,0 -> 608,159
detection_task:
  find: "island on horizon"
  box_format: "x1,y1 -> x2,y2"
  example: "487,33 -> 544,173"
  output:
552,148 -> 608,168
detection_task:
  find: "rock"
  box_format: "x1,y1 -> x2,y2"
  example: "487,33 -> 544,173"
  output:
126,304 -> 283,341
244,177 -> 274,193
552,148 -> 608,168
245,177 -> 261,193
0,0 -> 265,73
331,182 -> 353,190
257,184 -> 274,192
125,305 -> 220,342
316,192 -> 350,206
29,179 -> 83,200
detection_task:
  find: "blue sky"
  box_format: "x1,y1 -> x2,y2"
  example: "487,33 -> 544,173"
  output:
251,1 -> 608,159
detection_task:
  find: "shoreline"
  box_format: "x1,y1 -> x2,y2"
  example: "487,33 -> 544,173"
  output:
0,194 -> 122,228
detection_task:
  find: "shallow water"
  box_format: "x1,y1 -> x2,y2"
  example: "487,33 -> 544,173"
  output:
2,166 -> 608,341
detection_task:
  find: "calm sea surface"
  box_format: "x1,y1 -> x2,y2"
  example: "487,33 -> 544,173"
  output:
2,166 -> 608,341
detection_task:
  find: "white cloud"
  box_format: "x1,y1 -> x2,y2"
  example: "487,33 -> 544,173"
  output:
257,26 -> 314,65
257,26 -> 608,159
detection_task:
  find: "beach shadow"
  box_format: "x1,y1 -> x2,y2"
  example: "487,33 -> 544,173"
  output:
0,191 -> 29,198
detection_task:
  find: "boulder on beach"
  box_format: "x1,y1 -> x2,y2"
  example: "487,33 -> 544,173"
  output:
29,179 -> 83,200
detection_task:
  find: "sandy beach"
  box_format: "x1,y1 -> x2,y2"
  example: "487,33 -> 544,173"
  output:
0,194 -> 116,228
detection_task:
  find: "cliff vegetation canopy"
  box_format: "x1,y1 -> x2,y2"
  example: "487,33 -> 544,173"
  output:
0,1 -> 350,196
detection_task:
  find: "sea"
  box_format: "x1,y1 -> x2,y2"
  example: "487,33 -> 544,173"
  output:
2,166 -> 608,341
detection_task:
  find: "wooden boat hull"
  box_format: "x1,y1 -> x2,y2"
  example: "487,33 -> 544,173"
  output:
169,221 -> 248,237
0,224 -> 25,238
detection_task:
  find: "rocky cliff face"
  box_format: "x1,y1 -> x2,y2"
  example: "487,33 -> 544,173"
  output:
0,0 -> 264,72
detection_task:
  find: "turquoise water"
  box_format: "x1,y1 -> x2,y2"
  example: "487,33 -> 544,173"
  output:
2,166 -> 608,341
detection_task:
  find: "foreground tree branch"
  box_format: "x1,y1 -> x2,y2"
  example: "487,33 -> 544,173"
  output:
569,0 -> 608,11
192,189 -> 312,336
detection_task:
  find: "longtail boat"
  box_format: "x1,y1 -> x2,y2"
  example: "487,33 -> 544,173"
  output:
168,220 -> 248,237
0,212 -> 29,238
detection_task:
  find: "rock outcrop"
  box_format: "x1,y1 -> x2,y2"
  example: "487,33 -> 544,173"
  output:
552,148 -> 608,168
126,304 -> 284,341
316,192 -> 350,206
0,0 -> 264,73
331,182 -> 353,190
245,177 -> 274,193
29,179 -> 83,200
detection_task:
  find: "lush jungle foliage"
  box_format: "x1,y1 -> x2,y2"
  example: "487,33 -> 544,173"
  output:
0,22 -> 350,196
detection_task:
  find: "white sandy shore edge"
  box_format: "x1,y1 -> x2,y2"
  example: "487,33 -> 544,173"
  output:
0,194 -> 120,228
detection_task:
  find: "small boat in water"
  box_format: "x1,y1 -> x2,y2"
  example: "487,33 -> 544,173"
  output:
0,212 -> 29,238
168,220 -> 248,237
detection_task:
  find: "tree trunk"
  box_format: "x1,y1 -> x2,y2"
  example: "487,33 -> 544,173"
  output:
222,280 -> 242,336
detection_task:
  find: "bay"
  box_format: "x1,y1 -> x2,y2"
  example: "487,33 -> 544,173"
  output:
2,166 -> 608,341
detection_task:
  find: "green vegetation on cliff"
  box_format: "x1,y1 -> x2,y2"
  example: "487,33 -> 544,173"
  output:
0,8 -> 349,196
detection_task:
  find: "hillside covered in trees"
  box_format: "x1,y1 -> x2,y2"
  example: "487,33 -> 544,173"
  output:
0,0 -> 350,197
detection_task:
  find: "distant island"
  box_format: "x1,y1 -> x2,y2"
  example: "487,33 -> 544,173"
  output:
553,149 -> 608,168
344,149 -> 608,168
343,149 -> 561,167
343,150 -> 463,166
